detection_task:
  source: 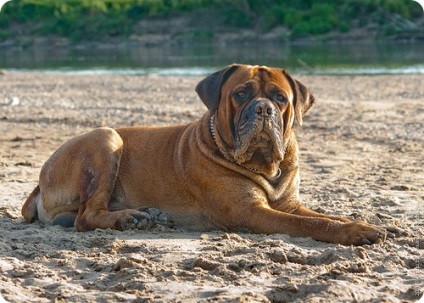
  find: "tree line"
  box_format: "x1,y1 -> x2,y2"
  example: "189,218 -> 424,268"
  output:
0,0 -> 422,43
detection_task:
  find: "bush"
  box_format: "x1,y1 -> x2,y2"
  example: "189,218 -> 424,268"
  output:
127,5 -> 148,20
0,30 -> 11,41
291,22 -> 312,37
284,8 -> 303,28
262,4 -> 286,30
339,21 -> 350,33
0,14 -> 11,28
310,3 -> 338,32
220,6 -> 253,28
383,0 -> 409,17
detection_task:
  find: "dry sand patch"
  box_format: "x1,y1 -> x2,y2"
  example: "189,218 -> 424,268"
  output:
0,72 -> 423,302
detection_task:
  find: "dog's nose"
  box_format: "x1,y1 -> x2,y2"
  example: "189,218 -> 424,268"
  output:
255,100 -> 273,117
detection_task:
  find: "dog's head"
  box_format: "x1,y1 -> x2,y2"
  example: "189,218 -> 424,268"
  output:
196,64 -> 315,176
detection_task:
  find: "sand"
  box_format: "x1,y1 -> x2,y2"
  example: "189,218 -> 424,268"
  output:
0,72 -> 423,302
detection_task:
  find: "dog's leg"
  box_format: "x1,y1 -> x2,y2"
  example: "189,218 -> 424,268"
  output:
291,204 -> 351,222
21,185 -> 40,223
75,169 -> 154,231
290,204 -> 406,239
208,196 -> 386,245
22,185 -> 78,227
70,128 -> 153,231
33,127 -> 153,231
257,207 -> 386,245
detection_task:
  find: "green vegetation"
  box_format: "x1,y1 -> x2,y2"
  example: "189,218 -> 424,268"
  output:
0,0 -> 422,43
1,0 -> 206,41
221,0 -> 422,37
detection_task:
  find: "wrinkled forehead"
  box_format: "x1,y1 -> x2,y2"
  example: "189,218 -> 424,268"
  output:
223,65 -> 292,94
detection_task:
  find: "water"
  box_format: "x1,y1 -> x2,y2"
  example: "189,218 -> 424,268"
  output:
1,42 -> 423,75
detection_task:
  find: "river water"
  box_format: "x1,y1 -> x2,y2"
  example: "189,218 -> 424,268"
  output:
1,42 -> 423,75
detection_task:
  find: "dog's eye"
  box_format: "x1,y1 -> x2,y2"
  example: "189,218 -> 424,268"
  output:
236,91 -> 247,99
276,94 -> 286,103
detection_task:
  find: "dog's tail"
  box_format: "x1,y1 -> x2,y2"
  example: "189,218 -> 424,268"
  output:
21,185 -> 40,223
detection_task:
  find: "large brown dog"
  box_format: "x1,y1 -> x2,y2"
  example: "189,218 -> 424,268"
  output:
22,64 -> 399,245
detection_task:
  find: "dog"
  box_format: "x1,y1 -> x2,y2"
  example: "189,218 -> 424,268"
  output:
22,64 -> 401,245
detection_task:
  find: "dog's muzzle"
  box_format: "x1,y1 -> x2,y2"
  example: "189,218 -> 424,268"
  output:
234,99 -> 283,163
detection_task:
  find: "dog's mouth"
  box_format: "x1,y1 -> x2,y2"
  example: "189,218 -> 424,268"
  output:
234,106 -> 284,165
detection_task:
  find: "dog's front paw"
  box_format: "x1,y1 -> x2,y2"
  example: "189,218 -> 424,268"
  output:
384,225 -> 409,238
337,221 -> 387,246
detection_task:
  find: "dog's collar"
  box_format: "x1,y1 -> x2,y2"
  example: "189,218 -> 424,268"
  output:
209,115 -> 281,179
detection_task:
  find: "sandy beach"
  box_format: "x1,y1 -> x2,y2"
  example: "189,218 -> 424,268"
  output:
0,71 -> 423,302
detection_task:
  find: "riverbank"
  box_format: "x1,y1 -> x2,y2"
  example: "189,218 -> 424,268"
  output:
2,42 -> 424,76
0,72 -> 423,302
1,18 -> 424,50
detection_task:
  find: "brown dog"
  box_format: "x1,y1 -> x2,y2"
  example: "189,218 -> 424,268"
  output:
22,64 -> 398,245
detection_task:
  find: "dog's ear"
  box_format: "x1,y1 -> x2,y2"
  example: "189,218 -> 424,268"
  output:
282,69 -> 316,125
195,64 -> 240,114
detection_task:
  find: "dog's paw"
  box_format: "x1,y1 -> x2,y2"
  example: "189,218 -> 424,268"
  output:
116,210 -> 153,231
338,221 -> 387,246
139,207 -> 174,228
115,208 -> 174,231
384,225 -> 409,238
